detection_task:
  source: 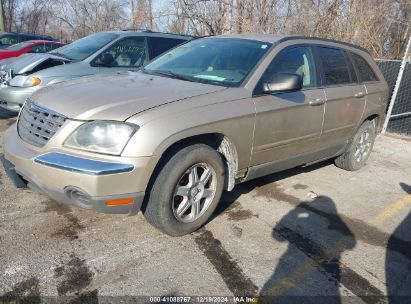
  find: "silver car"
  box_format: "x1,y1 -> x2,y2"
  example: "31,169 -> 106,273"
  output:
0,30 -> 192,113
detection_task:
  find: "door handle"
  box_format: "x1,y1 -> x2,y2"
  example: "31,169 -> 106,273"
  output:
354,92 -> 365,98
309,98 -> 325,106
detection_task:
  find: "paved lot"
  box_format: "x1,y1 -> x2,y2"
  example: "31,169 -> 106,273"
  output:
0,116 -> 410,303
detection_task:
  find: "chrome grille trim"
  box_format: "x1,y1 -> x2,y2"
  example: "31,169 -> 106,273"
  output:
17,99 -> 66,147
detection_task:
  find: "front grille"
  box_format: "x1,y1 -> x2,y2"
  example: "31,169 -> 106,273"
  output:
17,99 -> 66,147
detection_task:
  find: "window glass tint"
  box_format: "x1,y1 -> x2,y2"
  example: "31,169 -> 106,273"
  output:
351,53 -> 377,82
50,43 -> 63,50
31,43 -> 57,53
50,32 -> 118,61
150,37 -> 187,58
145,38 -> 271,87
319,47 -> 350,85
0,35 -> 18,46
346,53 -> 358,83
263,46 -> 317,88
96,37 -> 148,67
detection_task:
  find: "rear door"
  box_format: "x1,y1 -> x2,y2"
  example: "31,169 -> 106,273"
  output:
349,52 -> 388,124
251,45 -> 326,166
317,46 -> 366,149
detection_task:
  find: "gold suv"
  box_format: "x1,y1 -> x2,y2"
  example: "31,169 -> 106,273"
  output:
1,35 -> 388,236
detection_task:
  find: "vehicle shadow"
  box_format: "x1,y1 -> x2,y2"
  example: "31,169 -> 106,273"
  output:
213,159 -> 334,218
257,196 -> 356,303
386,183 -> 411,304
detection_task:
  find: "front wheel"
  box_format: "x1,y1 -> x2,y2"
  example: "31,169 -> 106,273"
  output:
144,144 -> 225,236
334,120 -> 376,171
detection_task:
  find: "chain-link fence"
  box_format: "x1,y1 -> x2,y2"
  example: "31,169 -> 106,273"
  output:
377,60 -> 411,136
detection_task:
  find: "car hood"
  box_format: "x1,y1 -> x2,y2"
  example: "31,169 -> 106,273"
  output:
31,71 -> 227,121
0,53 -> 70,75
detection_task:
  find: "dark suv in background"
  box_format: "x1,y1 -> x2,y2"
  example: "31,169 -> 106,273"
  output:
0,33 -> 57,49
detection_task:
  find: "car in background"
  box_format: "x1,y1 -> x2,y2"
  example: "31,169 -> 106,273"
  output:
0,32 -> 57,49
0,30 -> 193,113
0,40 -> 64,60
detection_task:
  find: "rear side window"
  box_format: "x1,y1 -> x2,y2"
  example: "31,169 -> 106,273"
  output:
149,37 -> 187,59
319,47 -> 350,86
351,53 -> 378,82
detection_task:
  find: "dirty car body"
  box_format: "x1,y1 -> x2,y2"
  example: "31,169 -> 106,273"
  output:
0,30 -> 192,113
1,35 -> 389,236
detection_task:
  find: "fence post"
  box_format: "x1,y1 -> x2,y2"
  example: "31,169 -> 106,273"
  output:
382,32 -> 411,134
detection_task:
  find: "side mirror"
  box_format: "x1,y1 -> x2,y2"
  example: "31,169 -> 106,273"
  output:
97,53 -> 115,67
263,73 -> 303,93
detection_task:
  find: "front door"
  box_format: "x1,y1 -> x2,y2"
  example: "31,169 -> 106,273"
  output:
251,45 -> 325,167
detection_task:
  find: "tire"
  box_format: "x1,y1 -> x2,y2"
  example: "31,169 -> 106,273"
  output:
334,120 -> 376,171
144,144 -> 225,236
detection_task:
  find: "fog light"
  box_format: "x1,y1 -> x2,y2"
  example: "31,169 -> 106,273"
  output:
65,186 -> 91,207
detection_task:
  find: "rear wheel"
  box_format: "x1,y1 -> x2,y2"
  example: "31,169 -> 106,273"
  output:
144,144 -> 225,236
334,120 -> 376,171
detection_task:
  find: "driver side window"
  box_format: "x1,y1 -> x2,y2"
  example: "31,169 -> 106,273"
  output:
96,37 -> 148,67
263,46 -> 317,88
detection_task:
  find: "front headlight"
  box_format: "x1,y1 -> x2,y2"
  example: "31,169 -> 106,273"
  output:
64,121 -> 139,155
9,75 -> 41,87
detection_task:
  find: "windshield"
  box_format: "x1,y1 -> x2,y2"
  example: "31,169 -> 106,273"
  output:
50,32 -> 118,61
5,41 -> 33,51
144,38 -> 271,87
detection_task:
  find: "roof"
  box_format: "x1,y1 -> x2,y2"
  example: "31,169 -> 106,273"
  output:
211,34 -> 369,53
25,40 -> 64,44
106,30 -> 194,40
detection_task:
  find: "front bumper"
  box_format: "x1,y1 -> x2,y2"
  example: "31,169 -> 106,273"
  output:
2,126 -> 157,215
1,154 -> 144,214
0,85 -> 36,112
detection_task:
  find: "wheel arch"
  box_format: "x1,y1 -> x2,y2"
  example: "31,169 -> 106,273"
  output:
152,132 -> 239,192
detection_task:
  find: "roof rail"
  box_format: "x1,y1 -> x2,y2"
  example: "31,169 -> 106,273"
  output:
122,28 -> 152,32
121,28 -> 195,38
278,36 -> 370,54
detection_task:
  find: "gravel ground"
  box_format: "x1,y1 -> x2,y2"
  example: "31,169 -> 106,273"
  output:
0,116 -> 410,303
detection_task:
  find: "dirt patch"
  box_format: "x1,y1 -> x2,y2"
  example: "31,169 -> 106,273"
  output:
227,208 -> 259,221
1,277 -> 40,304
54,266 -> 65,278
56,254 -> 94,296
220,201 -> 259,221
68,290 -> 99,304
254,182 -> 301,205
42,199 -> 72,215
231,225 -> 243,238
42,200 -> 84,241
292,183 -> 308,190
194,229 -> 258,296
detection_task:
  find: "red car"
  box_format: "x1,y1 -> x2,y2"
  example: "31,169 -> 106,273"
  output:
0,40 -> 64,60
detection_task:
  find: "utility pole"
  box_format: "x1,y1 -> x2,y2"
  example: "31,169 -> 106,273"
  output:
382,31 -> 411,133
0,0 -> 5,32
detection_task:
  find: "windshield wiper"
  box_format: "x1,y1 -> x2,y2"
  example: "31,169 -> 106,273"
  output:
149,69 -> 194,82
50,52 -> 72,61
